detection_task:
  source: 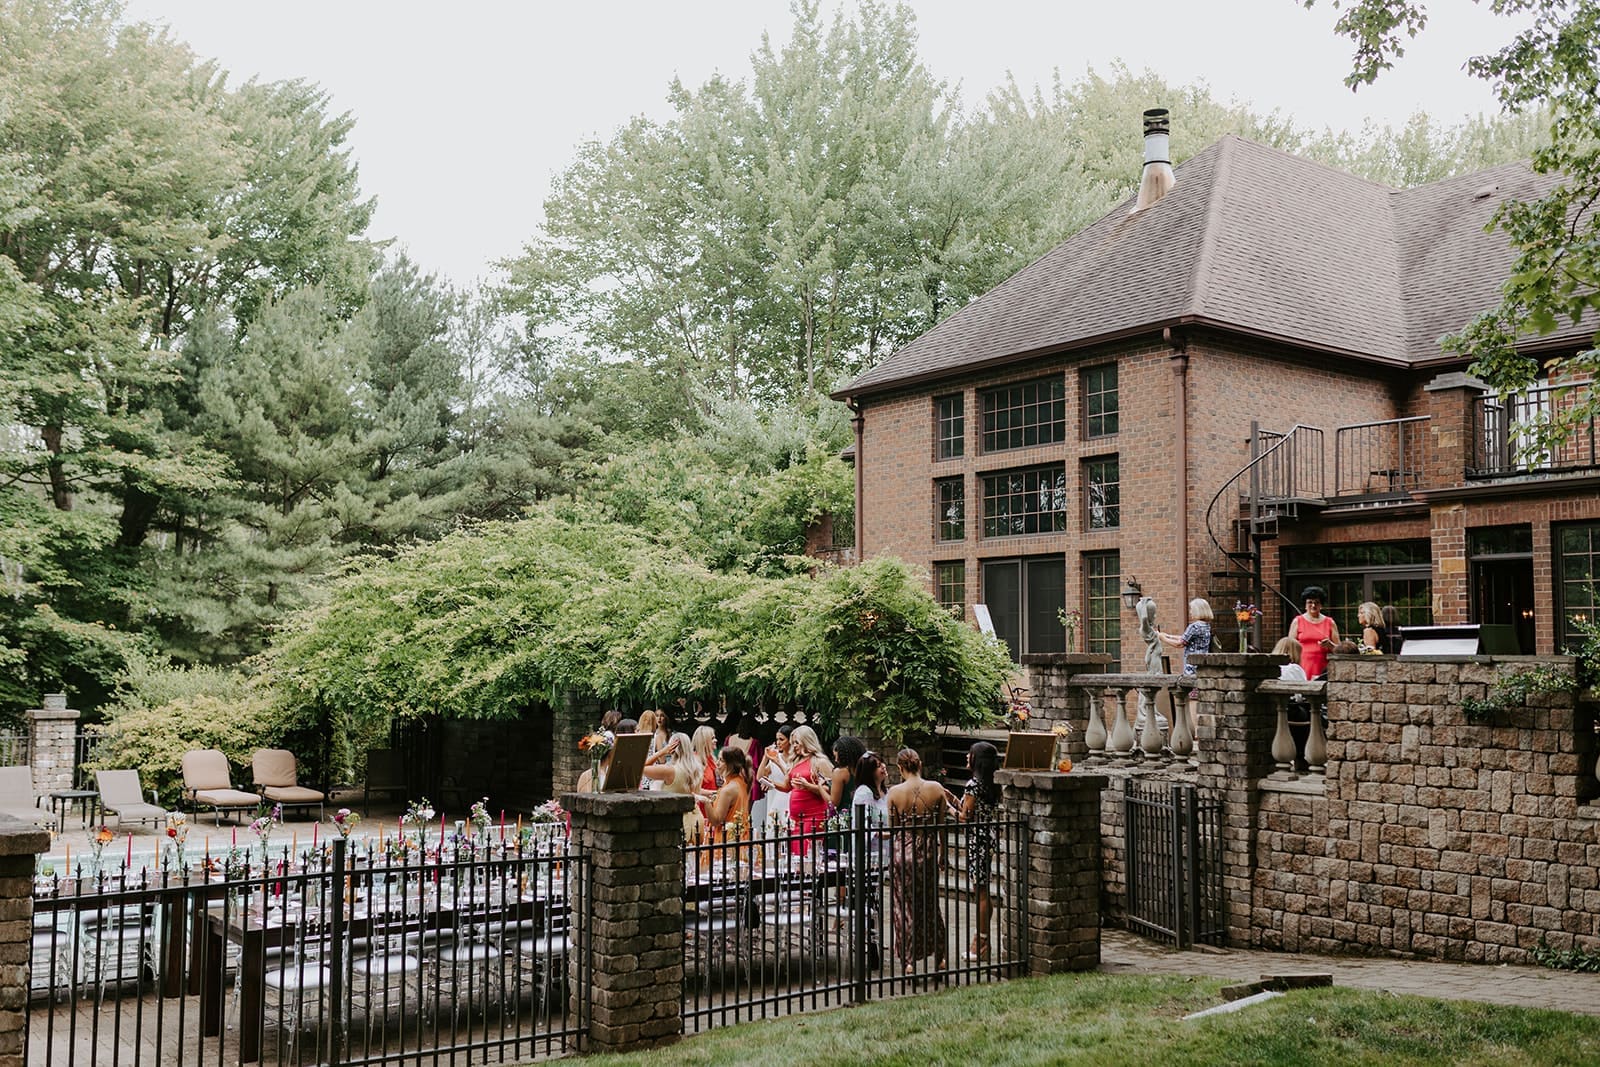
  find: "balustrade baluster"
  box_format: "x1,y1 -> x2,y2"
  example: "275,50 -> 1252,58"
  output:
1306,704 -> 1328,775
1107,690 -> 1136,759
1083,688 -> 1108,758
1137,685 -> 1164,758
1271,701 -> 1297,776
1166,687 -> 1194,762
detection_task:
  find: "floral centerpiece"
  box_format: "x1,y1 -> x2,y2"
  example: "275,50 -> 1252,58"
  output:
1058,607 -> 1082,651
403,796 -> 436,856
529,798 -> 565,825
332,807 -> 361,839
1234,601 -> 1262,651
164,812 -> 189,871
578,728 -> 615,791
90,824 -> 115,875
250,803 -> 283,858
469,797 -> 491,840
1052,721 -> 1074,773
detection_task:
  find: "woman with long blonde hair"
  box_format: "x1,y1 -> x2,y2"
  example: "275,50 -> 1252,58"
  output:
783,725 -> 834,853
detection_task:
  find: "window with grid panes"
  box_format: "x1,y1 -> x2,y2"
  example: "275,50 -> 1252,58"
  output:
934,561 -> 966,619
935,477 -> 965,541
980,377 -> 1066,452
1084,551 -> 1121,660
1559,523 -> 1600,648
1084,456 -> 1120,530
1082,364 -> 1118,438
935,394 -> 965,460
981,464 -> 1067,537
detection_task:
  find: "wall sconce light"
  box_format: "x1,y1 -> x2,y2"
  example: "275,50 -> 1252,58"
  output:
1521,609 -> 1535,620
1121,577 -> 1143,612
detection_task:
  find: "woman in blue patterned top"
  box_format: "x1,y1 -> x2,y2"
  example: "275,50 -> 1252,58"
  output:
1157,598 -> 1214,676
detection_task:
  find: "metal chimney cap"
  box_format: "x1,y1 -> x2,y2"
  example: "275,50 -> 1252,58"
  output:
1142,108 -> 1171,135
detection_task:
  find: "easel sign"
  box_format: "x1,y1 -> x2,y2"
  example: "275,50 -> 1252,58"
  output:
973,604 -> 996,638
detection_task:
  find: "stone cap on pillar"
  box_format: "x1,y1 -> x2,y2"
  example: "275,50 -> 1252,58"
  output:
997,770 -> 1109,792
0,813 -> 52,856
563,791 -> 695,818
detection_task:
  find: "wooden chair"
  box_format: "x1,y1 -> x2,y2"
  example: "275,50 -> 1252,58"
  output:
180,750 -> 261,824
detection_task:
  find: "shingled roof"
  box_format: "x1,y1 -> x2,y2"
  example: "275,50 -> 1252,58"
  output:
837,135 -> 1579,400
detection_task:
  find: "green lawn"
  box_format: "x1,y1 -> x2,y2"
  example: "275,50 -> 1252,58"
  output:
578,973 -> 1600,1066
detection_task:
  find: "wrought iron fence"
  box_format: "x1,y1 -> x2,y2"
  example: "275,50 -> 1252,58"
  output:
27,835 -> 587,1066
73,731 -> 103,792
0,729 -> 29,768
1123,780 -> 1225,948
682,807 -> 1027,1033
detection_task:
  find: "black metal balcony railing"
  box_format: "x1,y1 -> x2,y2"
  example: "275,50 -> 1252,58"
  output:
1333,416 -> 1429,497
1473,384 -> 1599,477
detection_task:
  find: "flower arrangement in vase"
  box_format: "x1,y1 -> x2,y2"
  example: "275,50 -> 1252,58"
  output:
1233,601 -> 1262,652
578,728 -> 616,790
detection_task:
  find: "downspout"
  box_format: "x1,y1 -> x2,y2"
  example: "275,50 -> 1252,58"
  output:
1166,327 -> 1189,602
849,399 -> 865,561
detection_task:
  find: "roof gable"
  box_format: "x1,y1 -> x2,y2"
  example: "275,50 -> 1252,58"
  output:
838,135 -> 1577,400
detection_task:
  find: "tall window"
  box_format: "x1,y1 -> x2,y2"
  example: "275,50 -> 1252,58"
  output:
935,394 -> 965,460
981,556 -> 1066,659
980,377 -> 1066,452
935,477 -> 965,541
1082,364 -> 1119,438
1084,551 -> 1121,660
1558,522 -> 1600,648
1084,456 -> 1120,530
934,561 -> 966,619
981,464 -> 1067,537
1283,540 -> 1432,638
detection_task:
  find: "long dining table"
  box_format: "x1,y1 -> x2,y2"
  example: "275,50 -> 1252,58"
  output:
198,872 -> 551,1064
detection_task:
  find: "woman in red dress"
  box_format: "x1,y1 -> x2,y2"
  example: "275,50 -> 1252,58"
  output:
1287,586 -> 1339,679
782,725 -> 833,854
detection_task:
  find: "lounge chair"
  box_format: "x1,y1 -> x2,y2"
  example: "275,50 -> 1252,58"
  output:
251,749 -> 324,822
180,749 -> 261,824
0,766 -> 44,825
96,769 -> 167,829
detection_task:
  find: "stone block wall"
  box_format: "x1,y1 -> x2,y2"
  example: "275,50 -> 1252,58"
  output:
0,816 -> 51,1066
26,700 -> 79,795
435,712 -> 554,814
999,769 -> 1107,974
564,790 -> 691,1052
1244,655 -> 1600,962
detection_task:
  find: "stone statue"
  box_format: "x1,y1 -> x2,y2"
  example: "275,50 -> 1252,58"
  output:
1135,595 -> 1169,733
1138,596 -> 1163,674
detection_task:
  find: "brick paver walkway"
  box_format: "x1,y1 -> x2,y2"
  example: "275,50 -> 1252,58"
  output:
1100,928 -> 1600,1017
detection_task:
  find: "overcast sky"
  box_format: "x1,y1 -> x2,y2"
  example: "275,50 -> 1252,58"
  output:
122,0 -> 1519,288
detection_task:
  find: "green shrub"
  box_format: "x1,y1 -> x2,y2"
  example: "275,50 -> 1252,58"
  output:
91,657 -> 279,804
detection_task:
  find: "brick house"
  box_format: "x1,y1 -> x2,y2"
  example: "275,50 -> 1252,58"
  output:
833,111 -> 1599,666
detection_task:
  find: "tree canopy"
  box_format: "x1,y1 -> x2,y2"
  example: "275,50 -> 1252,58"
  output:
1310,0 -> 1600,446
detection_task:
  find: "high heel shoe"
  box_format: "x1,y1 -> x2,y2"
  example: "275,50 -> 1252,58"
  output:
964,935 -> 990,962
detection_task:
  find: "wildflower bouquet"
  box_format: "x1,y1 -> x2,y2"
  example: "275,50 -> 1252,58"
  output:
529,799 -> 565,825
1234,601 -> 1262,651
403,796 -> 436,855
469,796 -> 491,838
250,803 -> 283,856
579,729 -> 616,790
165,812 -> 189,871
332,807 -> 361,839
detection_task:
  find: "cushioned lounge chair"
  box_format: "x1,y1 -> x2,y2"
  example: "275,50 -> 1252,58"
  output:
251,749 -> 324,822
181,749 -> 261,824
0,766 -> 44,826
96,769 -> 167,829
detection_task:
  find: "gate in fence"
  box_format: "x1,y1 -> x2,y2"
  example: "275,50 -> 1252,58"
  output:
681,808 -> 1028,1032
1122,779 -> 1225,948
27,835 -> 587,1066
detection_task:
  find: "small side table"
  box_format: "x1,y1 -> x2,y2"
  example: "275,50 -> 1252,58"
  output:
49,789 -> 100,834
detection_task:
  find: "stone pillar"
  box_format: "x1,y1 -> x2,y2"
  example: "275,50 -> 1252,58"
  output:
26,695 -> 79,795
1423,371 -> 1481,627
554,691 -> 605,796
0,815 -> 51,1067
1022,653 -> 1113,762
564,790 -> 691,1054
1189,652 -> 1281,946
998,769 -> 1106,975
